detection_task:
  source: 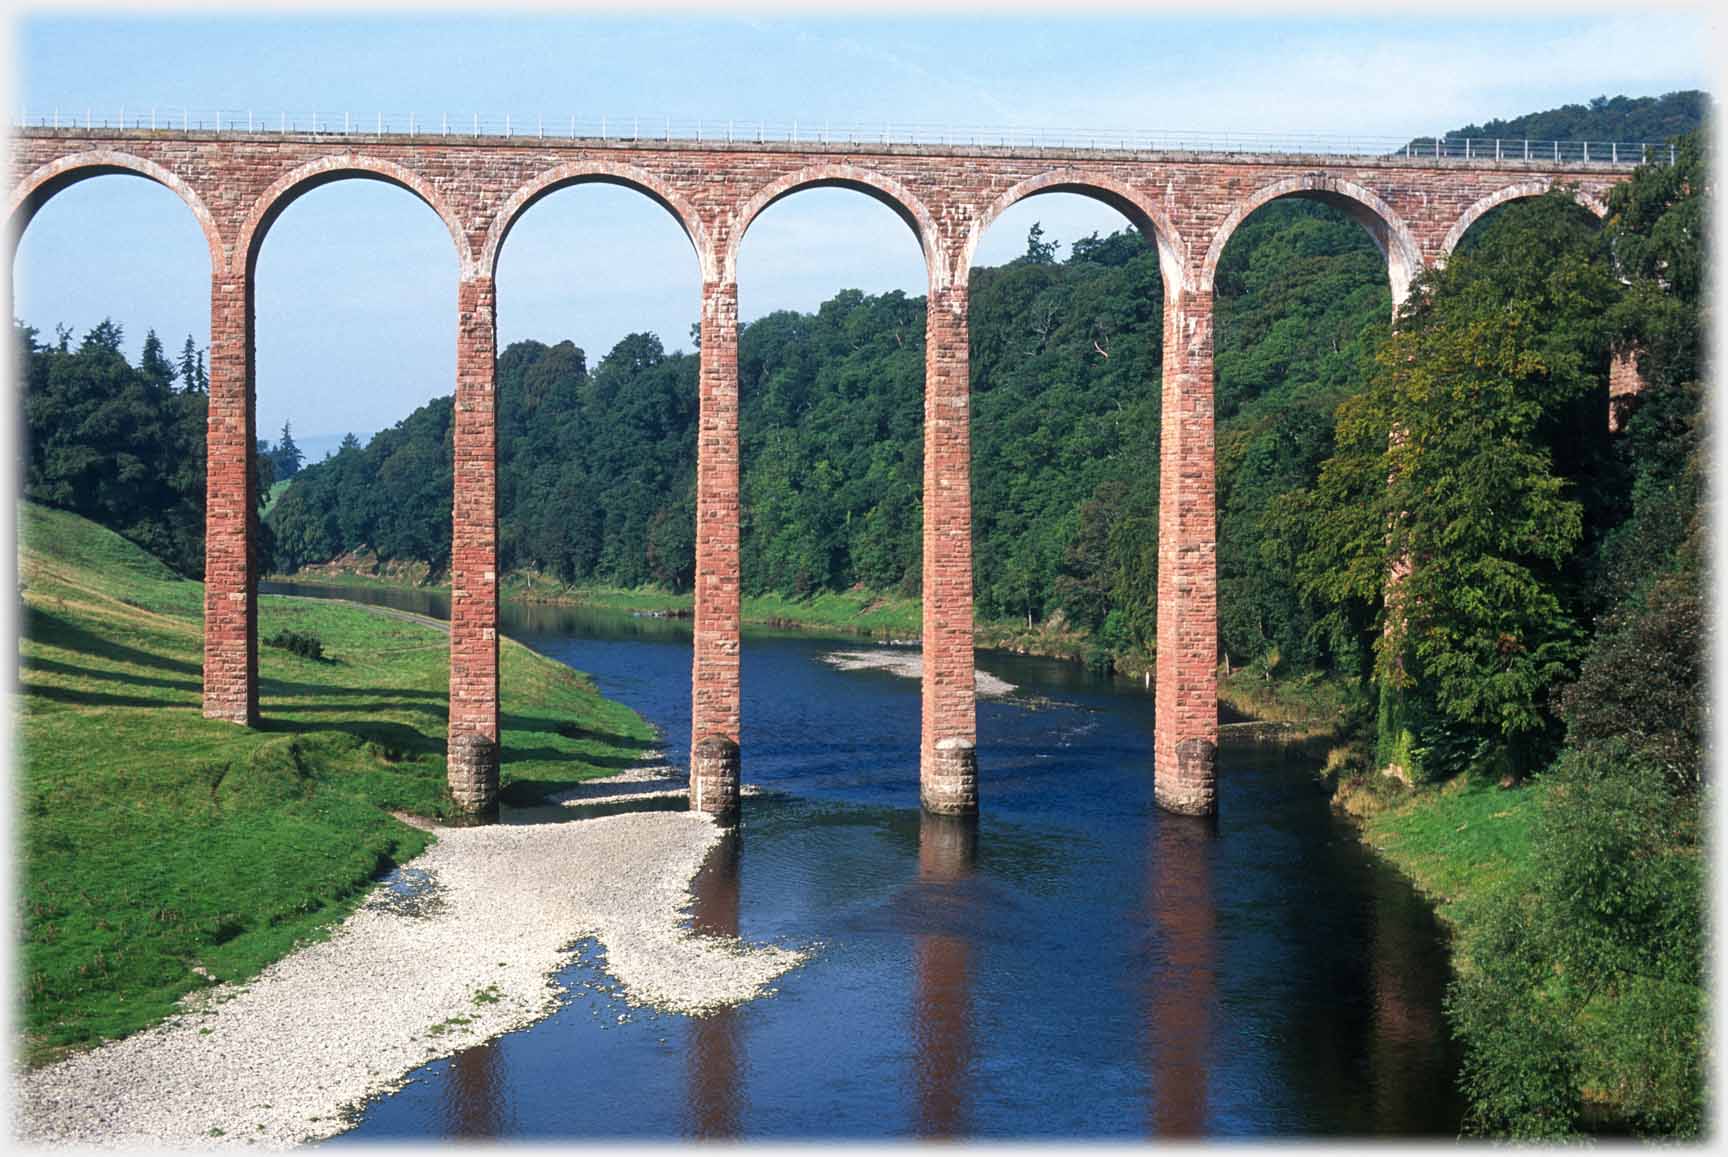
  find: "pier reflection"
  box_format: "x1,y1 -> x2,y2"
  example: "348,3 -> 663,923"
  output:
442,1039 -> 506,1138
686,825 -> 744,1138
913,811 -> 977,1139
1144,812 -> 1217,1137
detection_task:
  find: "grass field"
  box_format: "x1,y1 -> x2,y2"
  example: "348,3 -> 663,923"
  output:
16,501 -> 656,1066
1356,772 -> 1544,946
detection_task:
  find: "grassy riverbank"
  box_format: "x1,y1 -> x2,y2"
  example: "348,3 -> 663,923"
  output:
17,502 -> 657,1066
1346,772 -> 1544,941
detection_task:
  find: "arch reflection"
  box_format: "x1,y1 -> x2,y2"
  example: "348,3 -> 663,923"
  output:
913,811 -> 977,1138
1145,812 -> 1217,1137
686,825 -> 743,1138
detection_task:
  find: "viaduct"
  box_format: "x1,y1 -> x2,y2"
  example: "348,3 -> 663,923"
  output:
7,123 -> 1641,818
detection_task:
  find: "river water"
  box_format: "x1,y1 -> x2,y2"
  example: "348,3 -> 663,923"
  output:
262,582 -> 1463,1140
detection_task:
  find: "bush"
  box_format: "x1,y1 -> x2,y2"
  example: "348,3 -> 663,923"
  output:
1447,746 -> 1704,1138
265,629 -> 325,662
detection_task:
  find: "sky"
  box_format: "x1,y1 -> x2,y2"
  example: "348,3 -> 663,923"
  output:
9,5 -> 1719,453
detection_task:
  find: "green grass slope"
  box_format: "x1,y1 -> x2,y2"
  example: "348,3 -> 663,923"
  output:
15,501 -> 656,1065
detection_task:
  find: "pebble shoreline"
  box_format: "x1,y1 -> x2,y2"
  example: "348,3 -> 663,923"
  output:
15,777 -> 807,1149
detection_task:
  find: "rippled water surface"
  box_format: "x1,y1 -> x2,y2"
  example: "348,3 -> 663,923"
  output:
263,583 -> 1463,1140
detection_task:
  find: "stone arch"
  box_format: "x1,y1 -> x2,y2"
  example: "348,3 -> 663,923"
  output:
959,170 -> 1192,299
728,164 -> 941,286
482,159 -> 713,282
1440,180 -> 1610,260
238,153 -> 473,278
1201,174 -> 1422,308
8,150 -> 224,270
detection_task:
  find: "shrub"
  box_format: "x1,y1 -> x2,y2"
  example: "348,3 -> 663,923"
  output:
265,629 -> 324,662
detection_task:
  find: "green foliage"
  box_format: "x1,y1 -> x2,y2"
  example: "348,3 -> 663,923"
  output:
265,628 -> 325,661
1378,131 -> 1710,1141
1439,90 -> 1709,149
1295,190 -> 1622,779
17,319 -> 209,577
1447,750 -> 1704,1138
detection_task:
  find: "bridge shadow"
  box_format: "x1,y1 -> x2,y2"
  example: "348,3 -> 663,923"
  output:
21,605 -> 202,676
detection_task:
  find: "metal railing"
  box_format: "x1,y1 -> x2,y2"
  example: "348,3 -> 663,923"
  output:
11,106 -> 1676,165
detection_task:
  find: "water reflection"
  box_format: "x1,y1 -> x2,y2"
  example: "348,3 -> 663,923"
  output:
687,826 -> 743,1138
1145,813 -> 1217,1137
1368,857 -> 1450,1132
442,1040 -> 507,1138
914,812 -> 977,1138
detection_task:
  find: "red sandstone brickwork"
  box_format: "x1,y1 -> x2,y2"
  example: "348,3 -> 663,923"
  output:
1608,346 -> 1647,434
1155,293 -> 1218,815
6,127 -> 1638,818
448,275 -> 499,809
693,280 -> 742,768
201,272 -> 256,724
921,285 -> 978,813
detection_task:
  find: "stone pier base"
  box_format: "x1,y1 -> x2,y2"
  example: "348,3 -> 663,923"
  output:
921,737 -> 978,816
447,731 -> 499,815
1155,737 -> 1217,817
692,734 -> 741,818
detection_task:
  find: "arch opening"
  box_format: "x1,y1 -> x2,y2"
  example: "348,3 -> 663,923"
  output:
734,184 -> 930,598
1202,177 -> 1420,311
11,168 -> 214,580
729,166 -> 938,286
240,158 -> 471,279
964,189 -> 1168,660
963,175 -> 1189,302
491,178 -> 705,596
253,178 -> 462,588
1208,194 -> 1393,678
1442,182 -> 1608,261
9,154 -> 224,269
484,164 -> 710,282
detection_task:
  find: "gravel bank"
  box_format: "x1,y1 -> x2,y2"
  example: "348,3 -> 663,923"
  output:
15,801 -> 807,1149
820,647 -> 1017,697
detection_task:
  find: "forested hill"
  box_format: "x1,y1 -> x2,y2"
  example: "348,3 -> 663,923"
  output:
265,202 -> 1388,669
1440,89 -> 1708,142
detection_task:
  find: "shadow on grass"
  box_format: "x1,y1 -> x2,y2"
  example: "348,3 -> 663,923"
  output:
22,682 -> 193,711
21,606 -> 202,676
500,744 -> 653,768
502,712 -> 657,750
20,653 -> 202,694
264,677 -> 446,702
254,715 -> 446,759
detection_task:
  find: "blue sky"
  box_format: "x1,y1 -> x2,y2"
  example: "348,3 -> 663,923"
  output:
11,9 -> 1717,452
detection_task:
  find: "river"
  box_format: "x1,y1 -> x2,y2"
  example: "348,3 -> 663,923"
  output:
261,581 -> 1464,1140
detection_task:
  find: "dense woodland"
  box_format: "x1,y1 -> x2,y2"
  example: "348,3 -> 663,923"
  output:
14,92 -> 1708,1137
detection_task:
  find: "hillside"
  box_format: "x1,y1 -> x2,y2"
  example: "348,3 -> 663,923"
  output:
16,501 -> 656,1064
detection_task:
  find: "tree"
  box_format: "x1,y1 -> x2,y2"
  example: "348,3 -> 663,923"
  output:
272,420 -> 304,480
19,318 -> 207,576
1295,190 -> 1621,779
139,329 -> 175,389
1021,222 -> 1058,265
177,335 -> 205,393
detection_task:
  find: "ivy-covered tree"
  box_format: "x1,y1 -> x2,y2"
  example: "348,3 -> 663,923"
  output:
1293,189 -> 1622,780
